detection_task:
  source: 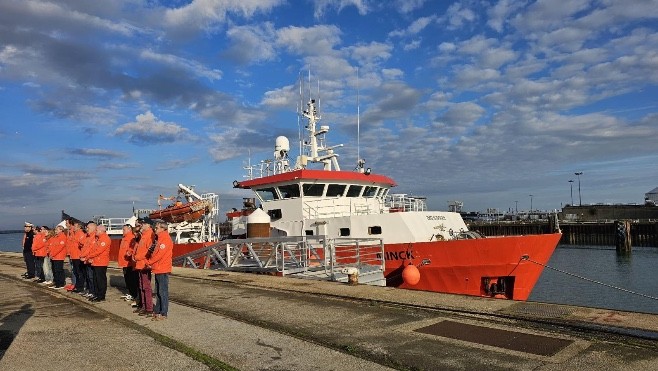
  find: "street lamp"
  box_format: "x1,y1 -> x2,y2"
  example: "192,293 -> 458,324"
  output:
568,180 -> 574,206
529,194 -> 533,213
574,172 -> 583,206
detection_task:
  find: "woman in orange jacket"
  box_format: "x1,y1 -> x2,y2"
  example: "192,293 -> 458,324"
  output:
79,222 -> 97,298
31,227 -> 48,282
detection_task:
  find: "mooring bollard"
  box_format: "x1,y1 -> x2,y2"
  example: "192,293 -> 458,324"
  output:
341,267 -> 359,285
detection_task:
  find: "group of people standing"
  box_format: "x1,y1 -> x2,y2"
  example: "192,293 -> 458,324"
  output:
21,217 -> 172,320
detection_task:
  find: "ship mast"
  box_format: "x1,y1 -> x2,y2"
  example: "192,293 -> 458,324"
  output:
296,72 -> 342,171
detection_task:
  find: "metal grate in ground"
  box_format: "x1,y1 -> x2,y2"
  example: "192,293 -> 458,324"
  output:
415,320 -> 573,356
504,302 -> 575,318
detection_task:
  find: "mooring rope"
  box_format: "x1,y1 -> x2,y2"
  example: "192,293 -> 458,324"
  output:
522,256 -> 658,301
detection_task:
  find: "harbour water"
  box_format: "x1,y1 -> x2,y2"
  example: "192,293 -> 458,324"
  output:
2,232 -> 656,314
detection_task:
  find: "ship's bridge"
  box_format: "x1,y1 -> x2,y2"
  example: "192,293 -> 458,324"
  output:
235,169 -> 427,221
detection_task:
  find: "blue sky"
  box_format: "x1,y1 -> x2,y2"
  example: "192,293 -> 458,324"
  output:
1,0 -> 658,229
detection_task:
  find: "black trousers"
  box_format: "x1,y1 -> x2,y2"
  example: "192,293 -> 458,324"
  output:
123,267 -> 138,299
23,249 -> 35,278
52,260 -> 65,287
130,268 -> 141,305
71,259 -> 84,290
93,266 -> 108,300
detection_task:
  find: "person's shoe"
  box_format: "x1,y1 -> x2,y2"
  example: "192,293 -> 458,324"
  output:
35,279 -> 45,283
51,286 -> 64,290
87,296 -> 97,301
138,311 -> 152,316
24,275 -> 35,279
91,297 -> 105,302
40,280 -> 52,285
21,273 -> 28,278
151,314 -> 160,321
46,283 -> 56,288
133,308 -> 143,314
123,295 -> 133,301
130,301 -> 137,307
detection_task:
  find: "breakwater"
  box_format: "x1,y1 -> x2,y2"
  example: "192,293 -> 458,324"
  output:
468,220 -> 658,247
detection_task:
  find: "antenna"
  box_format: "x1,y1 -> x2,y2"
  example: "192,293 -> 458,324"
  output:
298,72 -> 302,157
357,67 -> 361,169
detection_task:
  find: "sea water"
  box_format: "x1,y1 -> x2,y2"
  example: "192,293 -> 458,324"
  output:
2,233 -> 657,314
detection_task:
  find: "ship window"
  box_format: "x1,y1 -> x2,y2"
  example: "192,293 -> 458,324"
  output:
255,187 -> 279,201
377,188 -> 386,197
346,185 -> 363,197
364,186 -> 378,198
302,183 -> 326,197
368,226 -> 382,235
326,184 -> 346,197
278,184 -> 300,199
305,230 -> 314,236
339,228 -> 350,236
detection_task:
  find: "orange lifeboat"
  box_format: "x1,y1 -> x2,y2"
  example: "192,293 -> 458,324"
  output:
149,199 -> 212,223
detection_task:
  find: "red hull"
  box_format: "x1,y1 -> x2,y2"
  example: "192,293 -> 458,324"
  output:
381,233 -> 561,300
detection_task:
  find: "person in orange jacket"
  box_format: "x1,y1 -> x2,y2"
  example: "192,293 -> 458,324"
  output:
148,220 -> 173,320
49,223 -> 69,289
67,221 -> 86,292
22,222 -> 36,279
42,226 -> 55,285
133,220 -> 154,315
86,224 -> 111,302
118,223 -> 136,301
79,221 -> 97,298
31,226 -> 48,283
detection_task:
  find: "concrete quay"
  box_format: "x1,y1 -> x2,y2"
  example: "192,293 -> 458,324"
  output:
1,252 -> 657,370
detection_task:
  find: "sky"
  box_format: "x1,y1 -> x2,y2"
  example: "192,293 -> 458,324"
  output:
1,0 -> 658,229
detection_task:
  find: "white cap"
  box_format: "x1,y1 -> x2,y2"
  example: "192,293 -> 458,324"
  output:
56,220 -> 68,229
24,222 -> 34,227
126,216 -> 137,228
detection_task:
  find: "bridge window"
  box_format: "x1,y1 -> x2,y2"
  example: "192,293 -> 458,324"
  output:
368,226 -> 382,235
363,186 -> 379,198
278,184 -> 300,199
302,183 -> 326,197
346,185 -> 363,197
339,228 -> 350,236
377,188 -> 387,197
255,187 -> 279,201
326,184 -> 346,197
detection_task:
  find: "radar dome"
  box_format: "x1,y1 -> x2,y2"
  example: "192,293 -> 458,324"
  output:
275,136 -> 290,152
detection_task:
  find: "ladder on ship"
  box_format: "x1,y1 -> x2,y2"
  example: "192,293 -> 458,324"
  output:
172,236 -> 386,286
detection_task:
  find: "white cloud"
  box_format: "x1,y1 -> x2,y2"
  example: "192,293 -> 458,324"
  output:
389,15 -> 436,37
223,23 -> 277,65
140,50 -> 222,80
311,0 -> 369,18
115,111 -> 191,144
276,25 -> 342,56
393,0 -> 426,14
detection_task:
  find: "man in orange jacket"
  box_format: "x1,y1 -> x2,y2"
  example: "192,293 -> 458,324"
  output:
79,221 -> 97,298
49,223 -> 69,289
148,220 -> 173,320
133,220 -> 154,315
118,223 -> 136,301
67,221 -> 86,292
87,224 -> 111,302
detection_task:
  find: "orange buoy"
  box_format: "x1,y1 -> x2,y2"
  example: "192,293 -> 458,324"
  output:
402,264 -> 421,286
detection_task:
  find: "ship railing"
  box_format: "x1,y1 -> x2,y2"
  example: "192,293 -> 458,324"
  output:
385,194 -> 427,212
172,236 -> 385,285
94,217 -> 131,234
302,198 -> 384,219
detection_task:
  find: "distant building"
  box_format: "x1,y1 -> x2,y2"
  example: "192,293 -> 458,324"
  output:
646,187 -> 658,205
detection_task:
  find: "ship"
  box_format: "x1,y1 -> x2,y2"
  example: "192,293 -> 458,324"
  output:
219,95 -> 561,301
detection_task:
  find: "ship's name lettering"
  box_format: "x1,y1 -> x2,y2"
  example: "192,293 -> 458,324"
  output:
426,215 -> 446,221
379,250 -> 415,261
